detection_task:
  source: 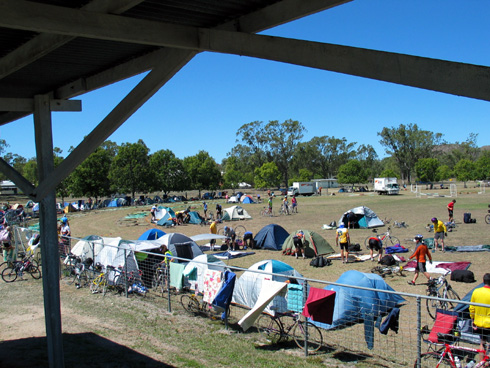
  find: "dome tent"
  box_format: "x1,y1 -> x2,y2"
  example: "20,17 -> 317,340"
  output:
138,228 -> 166,240
338,206 -> 384,229
155,233 -> 203,263
282,229 -> 334,257
221,205 -> 252,221
254,224 -> 289,251
232,259 -> 303,315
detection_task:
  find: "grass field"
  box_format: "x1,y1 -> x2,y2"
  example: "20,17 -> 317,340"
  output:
1,183 -> 489,367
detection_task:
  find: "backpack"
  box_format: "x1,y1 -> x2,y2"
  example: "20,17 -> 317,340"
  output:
450,270 -> 476,283
380,254 -> 396,266
309,256 -> 331,268
348,243 -> 361,252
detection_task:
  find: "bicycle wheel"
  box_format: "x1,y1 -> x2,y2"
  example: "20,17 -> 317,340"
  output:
445,287 -> 461,309
234,225 -> 246,237
90,275 -> 105,294
414,352 -> 452,367
217,227 -> 225,235
292,321 -> 323,352
27,265 -> 41,279
485,214 -> 490,224
77,270 -> 90,288
1,266 -> 17,282
255,314 -> 282,344
426,292 -> 443,320
180,294 -> 200,314
385,235 -> 400,247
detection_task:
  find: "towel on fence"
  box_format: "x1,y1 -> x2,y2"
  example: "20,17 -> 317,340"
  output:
286,284 -> 304,313
202,269 -> 223,304
302,287 -> 336,324
212,270 -> 236,319
238,280 -> 287,332
169,262 -> 185,291
183,265 -> 198,281
379,307 -> 400,335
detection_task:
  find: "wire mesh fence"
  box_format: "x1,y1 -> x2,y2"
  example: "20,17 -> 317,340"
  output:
6,227 -> 490,367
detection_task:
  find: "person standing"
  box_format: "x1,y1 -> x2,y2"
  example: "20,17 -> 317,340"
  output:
447,199 -> 456,222
431,217 -> 447,252
268,196 -> 273,215
150,204 -> 157,223
1,226 -> 13,264
203,202 -> 208,219
469,273 -> 490,363
407,234 -> 432,285
216,203 -> 222,220
291,195 -> 298,213
293,231 -> 305,259
60,217 -> 71,256
336,223 -> 350,264
209,220 -> 217,251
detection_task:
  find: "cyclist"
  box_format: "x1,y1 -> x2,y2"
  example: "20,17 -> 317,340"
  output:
268,196 -> 273,214
224,226 -> 237,251
469,273 -> 490,363
407,234 -> 432,286
367,235 -> 383,262
336,223 -> 350,264
282,196 -> 290,215
431,217 -> 447,252
293,231 -> 305,259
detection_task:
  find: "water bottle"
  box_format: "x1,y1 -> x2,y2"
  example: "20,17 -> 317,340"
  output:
465,360 -> 476,368
454,356 -> 461,368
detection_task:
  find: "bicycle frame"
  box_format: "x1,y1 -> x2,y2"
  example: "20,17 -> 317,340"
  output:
421,342 -> 489,368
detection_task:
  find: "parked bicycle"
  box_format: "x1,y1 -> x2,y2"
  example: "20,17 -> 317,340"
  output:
255,311 -> 323,353
217,224 -> 247,238
152,263 -> 169,296
485,205 -> 490,224
279,203 -> 292,216
180,292 -> 221,319
1,254 -> 41,282
371,265 -> 405,278
364,227 -> 400,249
425,275 -> 461,320
417,326 -> 490,367
261,207 -> 275,217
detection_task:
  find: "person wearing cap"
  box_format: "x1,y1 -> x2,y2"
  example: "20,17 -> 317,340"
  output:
408,234 -> 432,285
431,217 -> 447,252
203,202 -> 208,219
336,223 -> 350,264
293,231 -> 305,259
60,217 -> 71,256
209,220 -> 217,251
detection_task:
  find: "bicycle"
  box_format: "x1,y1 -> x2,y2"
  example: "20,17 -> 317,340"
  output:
180,292 -> 221,319
217,224 -> 246,237
485,206 -> 490,225
1,255 -> 41,282
255,311 -> 323,353
279,203 -> 291,216
364,226 -> 401,249
261,207 -> 275,217
426,275 -> 461,320
416,333 -> 490,367
371,265 -> 405,278
152,263 -> 169,296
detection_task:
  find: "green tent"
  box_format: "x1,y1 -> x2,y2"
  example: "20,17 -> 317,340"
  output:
282,229 -> 335,258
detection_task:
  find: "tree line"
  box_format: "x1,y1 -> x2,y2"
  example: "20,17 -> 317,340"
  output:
1,121 -> 489,201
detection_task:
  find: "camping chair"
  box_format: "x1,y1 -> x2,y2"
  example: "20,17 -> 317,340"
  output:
421,309 -> 460,353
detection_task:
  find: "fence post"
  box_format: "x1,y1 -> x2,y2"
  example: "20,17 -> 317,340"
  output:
167,265 -> 171,312
124,248 -> 128,298
303,279 -> 309,357
416,296 -> 421,368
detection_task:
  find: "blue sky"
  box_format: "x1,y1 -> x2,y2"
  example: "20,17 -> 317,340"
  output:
2,0 -> 490,163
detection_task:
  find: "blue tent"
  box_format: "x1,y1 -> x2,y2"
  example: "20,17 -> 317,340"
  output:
254,224 -> 289,251
188,211 -> 205,225
157,207 -> 176,226
107,199 -> 119,207
138,228 -> 166,240
313,270 -> 405,349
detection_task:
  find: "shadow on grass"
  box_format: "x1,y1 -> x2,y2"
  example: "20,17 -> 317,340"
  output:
0,332 -> 175,368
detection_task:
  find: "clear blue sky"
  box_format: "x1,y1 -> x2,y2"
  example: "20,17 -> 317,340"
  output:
2,0 -> 489,163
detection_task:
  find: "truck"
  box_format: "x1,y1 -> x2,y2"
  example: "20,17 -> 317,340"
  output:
374,177 -> 400,195
287,182 -> 315,196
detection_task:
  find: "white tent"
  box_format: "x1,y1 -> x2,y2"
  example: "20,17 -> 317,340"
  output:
94,237 -> 140,277
232,259 -> 303,315
221,205 -> 252,221
70,235 -> 105,262
338,206 -> 385,229
227,196 -> 239,203
183,254 -> 229,293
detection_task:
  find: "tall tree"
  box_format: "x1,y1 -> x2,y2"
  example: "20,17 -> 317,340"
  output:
23,159 -> 38,186
474,151 -> 490,180
337,160 -> 368,187
109,140 -> 150,199
149,149 -> 187,194
254,162 -> 281,189
69,147 -> 113,201
454,159 -> 476,188
355,144 -> 380,180
415,158 -> 440,183
182,151 -> 221,198
378,123 -> 443,182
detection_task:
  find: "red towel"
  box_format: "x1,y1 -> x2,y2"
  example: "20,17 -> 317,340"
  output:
302,287 -> 336,324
